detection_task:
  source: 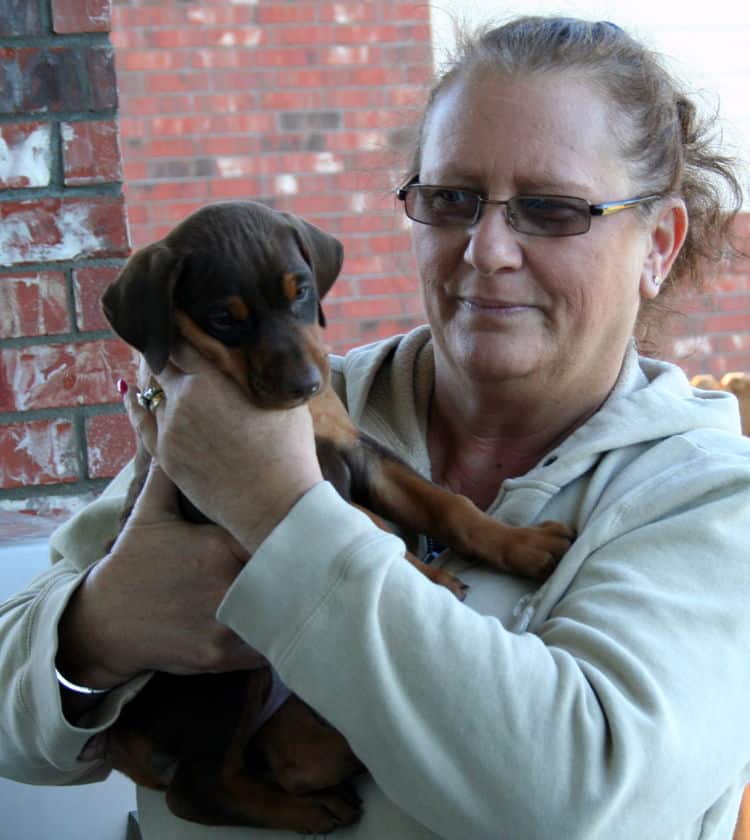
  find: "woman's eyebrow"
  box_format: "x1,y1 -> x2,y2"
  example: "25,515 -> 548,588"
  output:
423,166 -> 595,197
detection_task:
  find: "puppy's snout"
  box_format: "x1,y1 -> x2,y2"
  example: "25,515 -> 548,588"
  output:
289,365 -> 322,402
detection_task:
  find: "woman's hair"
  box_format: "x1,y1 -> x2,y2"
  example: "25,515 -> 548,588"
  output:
405,16 -> 745,342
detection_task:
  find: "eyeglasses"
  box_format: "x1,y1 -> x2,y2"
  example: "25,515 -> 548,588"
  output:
396,178 -> 663,237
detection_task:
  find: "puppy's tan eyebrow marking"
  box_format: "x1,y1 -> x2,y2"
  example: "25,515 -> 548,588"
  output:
282,272 -> 298,302
226,296 -> 249,320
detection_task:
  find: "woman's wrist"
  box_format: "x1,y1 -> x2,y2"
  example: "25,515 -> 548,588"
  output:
227,475 -> 324,555
57,575 -> 141,692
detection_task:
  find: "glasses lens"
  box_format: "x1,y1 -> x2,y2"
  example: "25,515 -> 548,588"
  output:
509,196 -> 590,236
405,186 -> 479,226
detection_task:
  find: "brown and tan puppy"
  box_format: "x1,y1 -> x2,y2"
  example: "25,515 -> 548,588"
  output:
101,200 -> 573,832
720,372 -> 750,436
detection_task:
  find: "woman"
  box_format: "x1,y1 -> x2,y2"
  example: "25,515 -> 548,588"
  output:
3,16 -> 750,839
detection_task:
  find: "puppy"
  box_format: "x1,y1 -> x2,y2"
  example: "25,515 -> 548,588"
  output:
101,200 -> 574,831
720,372 -> 750,436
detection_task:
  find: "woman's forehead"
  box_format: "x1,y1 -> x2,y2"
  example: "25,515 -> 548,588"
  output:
419,70 -> 631,198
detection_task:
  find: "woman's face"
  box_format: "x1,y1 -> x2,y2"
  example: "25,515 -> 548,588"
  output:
413,71 -> 671,395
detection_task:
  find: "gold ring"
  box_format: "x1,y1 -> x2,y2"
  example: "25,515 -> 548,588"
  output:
137,385 -> 165,412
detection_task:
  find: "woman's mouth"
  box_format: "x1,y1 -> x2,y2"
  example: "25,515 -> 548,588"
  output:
458,296 -> 532,313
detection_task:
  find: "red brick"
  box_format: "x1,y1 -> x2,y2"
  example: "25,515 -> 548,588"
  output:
52,0 -> 110,34
0,196 -> 130,266
382,3 -> 431,22
72,265 -> 123,331
130,180 -> 210,203
145,71 -> 212,95
147,115 -> 210,137
121,93 -> 194,116
86,412 -> 137,479
319,3 -> 377,24
61,120 -> 122,186
208,177 -> 264,200
335,25 -> 406,45
256,4 -> 317,24
118,50 -> 186,72
340,255 -> 393,275
0,271 -> 71,339
113,7 -> 183,29
181,7 -> 257,27
0,123 -> 52,189
254,48 -> 316,68
358,275 -> 420,296
269,26 -> 335,47
344,109 -> 414,130
703,313 -> 750,334
276,68 -> 331,89
88,46 -> 119,110
0,339 -> 138,413
322,45 -> 374,66
145,28 -> 215,49
0,420 -> 78,489
718,293 -> 750,313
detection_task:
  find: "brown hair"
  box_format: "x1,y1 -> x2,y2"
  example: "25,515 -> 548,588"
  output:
405,16 -> 744,341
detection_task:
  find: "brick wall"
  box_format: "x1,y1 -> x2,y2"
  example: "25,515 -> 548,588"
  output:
0,0 -> 136,519
662,214 -> 750,380
112,0 -> 431,353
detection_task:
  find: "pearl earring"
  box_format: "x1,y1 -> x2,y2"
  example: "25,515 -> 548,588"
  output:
653,275 -> 662,287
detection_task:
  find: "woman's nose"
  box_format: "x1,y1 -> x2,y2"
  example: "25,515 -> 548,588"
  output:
463,204 -> 523,275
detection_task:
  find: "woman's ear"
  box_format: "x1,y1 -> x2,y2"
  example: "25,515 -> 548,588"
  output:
640,197 -> 689,300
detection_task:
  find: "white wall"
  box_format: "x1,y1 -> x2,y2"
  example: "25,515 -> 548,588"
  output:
431,1 -> 750,197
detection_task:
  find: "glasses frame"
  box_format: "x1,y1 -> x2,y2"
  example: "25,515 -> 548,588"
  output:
395,177 -> 664,237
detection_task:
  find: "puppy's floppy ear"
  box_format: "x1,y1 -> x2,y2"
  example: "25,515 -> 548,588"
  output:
101,243 -> 183,374
282,213 -> 344,301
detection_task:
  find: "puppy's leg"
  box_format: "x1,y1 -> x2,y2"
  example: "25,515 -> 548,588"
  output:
166,669 -> 362,832
355,442 -> 574,580
353,504 -> 468,599
250,694 -> 363,795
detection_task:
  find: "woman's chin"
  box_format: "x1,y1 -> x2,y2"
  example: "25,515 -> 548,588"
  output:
439,331 -> 548,385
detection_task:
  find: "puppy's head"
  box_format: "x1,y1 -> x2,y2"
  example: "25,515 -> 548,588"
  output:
102,201 -> 343,408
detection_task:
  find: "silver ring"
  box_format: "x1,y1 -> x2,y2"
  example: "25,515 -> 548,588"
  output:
137,385 -> 165,412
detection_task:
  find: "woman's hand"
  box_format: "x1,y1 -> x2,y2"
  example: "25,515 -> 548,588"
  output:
125,343 -> 323,552
57,463 -> 266,691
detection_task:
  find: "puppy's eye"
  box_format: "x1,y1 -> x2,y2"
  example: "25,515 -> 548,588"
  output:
207,308 -> 235,332
295,285 -> 311,302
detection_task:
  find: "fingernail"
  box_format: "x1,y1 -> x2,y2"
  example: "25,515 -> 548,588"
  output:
116,379 -> 128,396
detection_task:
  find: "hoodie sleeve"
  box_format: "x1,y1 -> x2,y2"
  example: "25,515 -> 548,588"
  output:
0,464 -> 149,785
217,439 -> 750,839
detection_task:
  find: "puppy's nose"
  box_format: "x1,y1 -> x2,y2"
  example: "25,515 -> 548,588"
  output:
289,365 -> 321,401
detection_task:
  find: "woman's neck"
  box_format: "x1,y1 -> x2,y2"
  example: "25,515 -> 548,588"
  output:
427,368 -> 610,510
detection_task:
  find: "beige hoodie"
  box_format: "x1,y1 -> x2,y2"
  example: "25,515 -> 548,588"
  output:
2,326 -> 750,839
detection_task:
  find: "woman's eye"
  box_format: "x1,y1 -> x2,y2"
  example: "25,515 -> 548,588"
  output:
295,285 -> 311,302
433,189 -> 465,206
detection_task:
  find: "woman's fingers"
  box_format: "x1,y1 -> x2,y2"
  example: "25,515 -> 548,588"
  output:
130,462 -> 181,522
